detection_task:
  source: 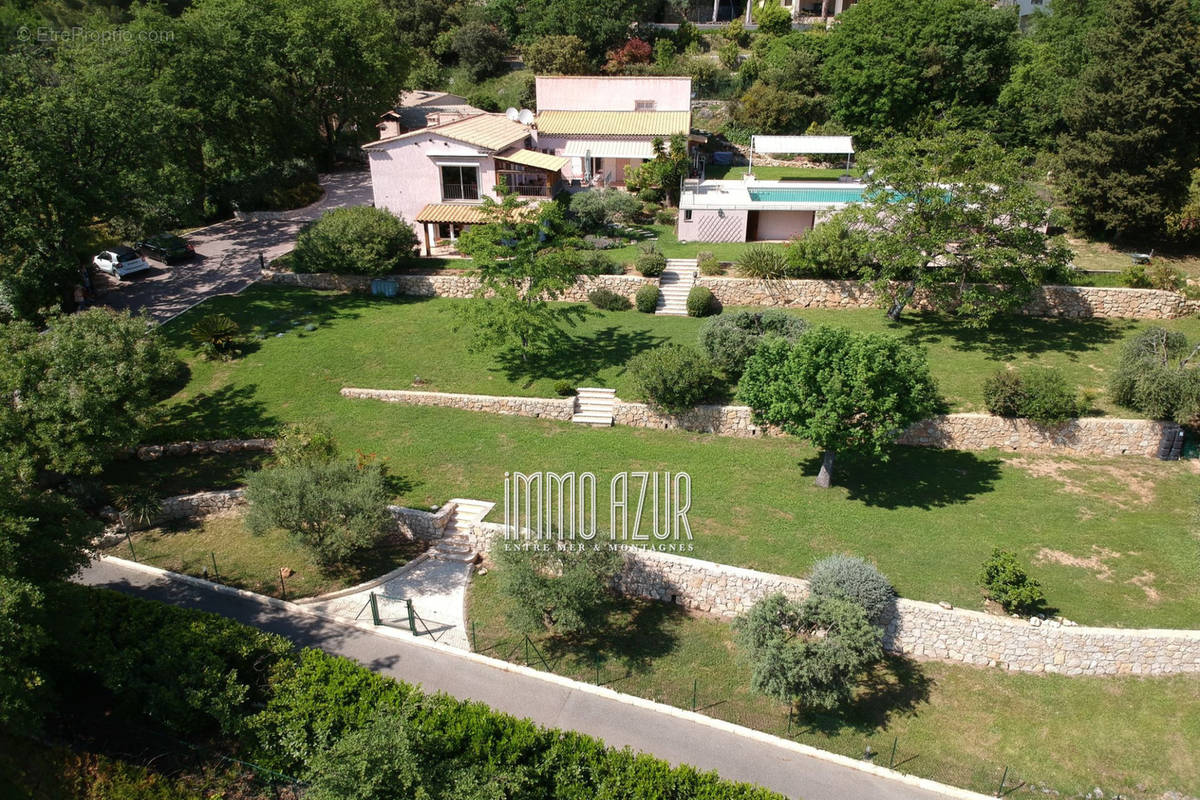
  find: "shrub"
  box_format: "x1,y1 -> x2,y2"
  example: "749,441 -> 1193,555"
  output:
732,82 -> 827,136
686,285 -> 717,317
522,34 -> 591,75
577,250 -> 623,275
636,244 -> 667,277
698,309 -> 807,377
733,594 -> 883,713
292,207 -> 417,276
272,422 -> 338,467
784,214 -> 872,278
1119,263 -> 1151,288
755,2 -> 793,37
736,245 -> 789,279
983,367 -> 1083,425
635,283 -> 661,312
696,251 -> 723,276
243,460 -> 391,570
982,369 -> 1026,419
808,555 -> 895,626
654,207 -> 678,226
190,313 -> 242,359
980,549 -> 1046,615
570,189 -> 641,231
493,542 -> 622,635
626,343 -> 716,413
553,380 -> 576,396
1147,262 -> 1186,291
588,288 -> 632,311
604,38 -> 652,72
1109,327 -> 1200,422
718,39 -> 740,70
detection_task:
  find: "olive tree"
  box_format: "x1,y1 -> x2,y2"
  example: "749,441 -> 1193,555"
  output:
733,593 -> 884,714
738,327 -> 940,488
493,540 -> 622,636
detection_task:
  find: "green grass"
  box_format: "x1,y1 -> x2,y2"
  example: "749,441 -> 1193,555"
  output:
467,571 -> 1200,799
159,285 -> 1200,416
140,286 -> 1200,627
704,165 -> 861,181
101,514 -> 422,600
1066,236 -> 1200,279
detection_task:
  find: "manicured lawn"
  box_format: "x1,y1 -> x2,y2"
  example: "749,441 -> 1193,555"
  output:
140,285 -> 1200,626
101,513 -> 422,600
705,165 -> 861,181
467,571 -> 1200,799
157,285 -> 1200,417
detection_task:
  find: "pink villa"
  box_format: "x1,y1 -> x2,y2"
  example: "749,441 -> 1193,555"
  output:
365,75 -> 698,256
365,78 -> 862,253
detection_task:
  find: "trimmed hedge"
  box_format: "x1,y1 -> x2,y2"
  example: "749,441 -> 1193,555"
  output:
686,285 -> 717,317
588,288 -> 633,311
636,244 -> 667,277
292,207 -> 418,276
982,367 -> 1083,426
45,587 -> 784,800
627,343 -> 717,414
635,283 -> 661,313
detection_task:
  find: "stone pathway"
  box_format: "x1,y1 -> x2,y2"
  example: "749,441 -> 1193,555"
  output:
299,498 -> 496,651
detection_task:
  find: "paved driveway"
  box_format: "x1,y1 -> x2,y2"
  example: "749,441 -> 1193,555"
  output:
97,170 -> 372,323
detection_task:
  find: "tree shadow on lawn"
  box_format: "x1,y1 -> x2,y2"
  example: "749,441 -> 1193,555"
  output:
888,313 -> 1136,362
798,655 -> 934,737
540,597 -> 683,677
799,446 -> 1003,510
153,384 -> 280,442
493,325 -> 671,388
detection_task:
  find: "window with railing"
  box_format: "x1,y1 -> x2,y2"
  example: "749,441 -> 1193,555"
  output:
441,165 -> 479,201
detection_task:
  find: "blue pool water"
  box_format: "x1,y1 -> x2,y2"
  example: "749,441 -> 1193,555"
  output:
746,186 -> 866,204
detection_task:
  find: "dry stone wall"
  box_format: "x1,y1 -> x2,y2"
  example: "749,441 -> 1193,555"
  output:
262,270 -> 651,303
263,269 -> 1198,319
463,519 -> 1200,676
340,387 -> 575,420
344,388 -> 1178,457
133,438 -> 274,461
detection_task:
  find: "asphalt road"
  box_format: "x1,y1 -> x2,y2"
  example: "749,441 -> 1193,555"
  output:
97,170 -> 373,323
78,558 -> 975,800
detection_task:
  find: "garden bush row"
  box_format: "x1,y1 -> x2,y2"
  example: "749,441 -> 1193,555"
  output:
43,586 -> 784,800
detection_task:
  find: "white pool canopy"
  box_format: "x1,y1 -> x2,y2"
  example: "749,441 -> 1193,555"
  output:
750,135 -> 854,155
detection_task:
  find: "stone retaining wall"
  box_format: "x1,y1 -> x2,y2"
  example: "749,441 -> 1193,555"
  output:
264,269 -> 1199,319
133,438 -> 274,461
697,277 -> 1200,320
388,503 -> 454,541
262,270 -> 652,303
345,388 -> 1179,458
465,519 -> 1200,676
340,387 -> 575,420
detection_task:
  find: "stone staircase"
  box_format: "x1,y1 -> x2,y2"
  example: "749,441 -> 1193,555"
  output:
655,259 -> 699,316
572,387 -> 616,426
431,498 -> 494,562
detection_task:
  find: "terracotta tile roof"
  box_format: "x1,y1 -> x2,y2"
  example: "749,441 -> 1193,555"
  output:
496,148 -> 570,171
535,110 -> 691,136
415,203 -> 491,224
365,113 -> 529,151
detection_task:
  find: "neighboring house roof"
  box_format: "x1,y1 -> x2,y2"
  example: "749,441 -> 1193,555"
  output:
364,113 -> 530,152
390,103 -> 483,131
399,90 -> 470,108
497,148 -> 571,171
416,204 -> 491,224
535,110 -> 691,137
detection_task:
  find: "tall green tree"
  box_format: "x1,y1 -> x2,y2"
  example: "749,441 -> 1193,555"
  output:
823,0 -> 1016,136
453,193 -> 590,362
738,328 -> 940,488
850,130 -> 1071,325
1057,0 -> 1200,239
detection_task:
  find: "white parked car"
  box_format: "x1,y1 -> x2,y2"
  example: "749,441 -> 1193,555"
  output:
93,246 -> 152,280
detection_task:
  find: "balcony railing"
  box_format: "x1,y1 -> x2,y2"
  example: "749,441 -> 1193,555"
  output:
441,184 -> 479,201
498,183 -> 551,197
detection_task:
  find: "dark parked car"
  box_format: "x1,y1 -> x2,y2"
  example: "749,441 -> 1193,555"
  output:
136,232 -> 195,263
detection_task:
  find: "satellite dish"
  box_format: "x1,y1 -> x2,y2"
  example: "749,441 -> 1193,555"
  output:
518,108 -> 534,125
505,107 -> 520,121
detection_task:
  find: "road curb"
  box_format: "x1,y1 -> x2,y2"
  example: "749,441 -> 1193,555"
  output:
94,555 -> 995,800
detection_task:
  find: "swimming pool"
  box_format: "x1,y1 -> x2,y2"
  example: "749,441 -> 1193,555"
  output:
746,186 -> 866,204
